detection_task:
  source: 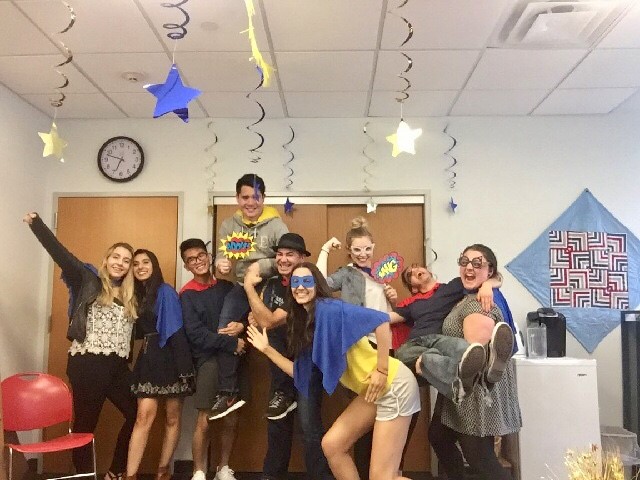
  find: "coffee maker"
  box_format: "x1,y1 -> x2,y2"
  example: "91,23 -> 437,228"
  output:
526,308 -> 566,357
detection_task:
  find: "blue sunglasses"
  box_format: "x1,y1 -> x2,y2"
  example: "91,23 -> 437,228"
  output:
290,275 -> 315,289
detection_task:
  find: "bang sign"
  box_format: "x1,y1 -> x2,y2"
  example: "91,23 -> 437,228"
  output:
372,252 -> 404,284
219,231 -> 256,259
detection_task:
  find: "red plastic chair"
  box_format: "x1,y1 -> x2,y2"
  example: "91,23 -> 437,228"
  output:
1,372 -> 97,480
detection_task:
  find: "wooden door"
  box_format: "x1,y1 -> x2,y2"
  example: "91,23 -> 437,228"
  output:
44,196 -> 179,474
213,202 -> 430,472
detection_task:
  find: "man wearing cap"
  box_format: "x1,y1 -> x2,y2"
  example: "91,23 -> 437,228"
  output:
244,233 -> 334,480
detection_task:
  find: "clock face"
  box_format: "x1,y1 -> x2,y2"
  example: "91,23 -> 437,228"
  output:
97,136 -> 144,182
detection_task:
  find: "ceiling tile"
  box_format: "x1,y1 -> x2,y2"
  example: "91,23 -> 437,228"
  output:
368,90 -> 457,117
533,88 -> 637,115
374,50 -> 480,90
136,0 -> 263,52
451,89 -> 548,115
466,49 -> 587,90
597,2 -> 640,49
15,0 -> 164,53
0,56 -> 97,94
560,49 -> 640,88
178,52 -> 277,92
264,0 -> 383,51
22,93 -> 126,118
276,51 -> 374,91
0,2 -> 59,55
108,92 -> 206,119
73,53 -> 174,93
381,0 -> 509,50
199,91 -> 284,118
285,92 -> 367,117
612,88 -> 640,113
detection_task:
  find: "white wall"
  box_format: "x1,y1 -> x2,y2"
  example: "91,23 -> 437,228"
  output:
3,106 -> 639,456
0,84 -> 53,378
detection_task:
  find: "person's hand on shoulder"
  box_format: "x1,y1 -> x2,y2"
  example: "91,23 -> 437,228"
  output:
477,282 -> 495,312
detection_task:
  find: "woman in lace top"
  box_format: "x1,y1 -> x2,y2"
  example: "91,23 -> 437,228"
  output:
24,212 -> 138,480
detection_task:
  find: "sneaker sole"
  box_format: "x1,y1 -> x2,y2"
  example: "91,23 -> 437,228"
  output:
266,401 -> 298,420
459,343 -> 486,391
208,399 -> 246,421
486,322 -> 515,384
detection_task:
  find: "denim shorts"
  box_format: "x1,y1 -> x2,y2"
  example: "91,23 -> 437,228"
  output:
375,362 -> 421,421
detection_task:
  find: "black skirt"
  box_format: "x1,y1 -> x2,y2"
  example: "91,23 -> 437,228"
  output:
131,328 -> 195,398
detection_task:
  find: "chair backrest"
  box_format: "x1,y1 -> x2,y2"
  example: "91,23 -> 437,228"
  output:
1,372 -> 73,432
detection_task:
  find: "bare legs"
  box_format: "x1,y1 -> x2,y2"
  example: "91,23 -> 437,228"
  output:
321,395 -> 412,480
126,397 -> 184,477
192,410 -> 239,473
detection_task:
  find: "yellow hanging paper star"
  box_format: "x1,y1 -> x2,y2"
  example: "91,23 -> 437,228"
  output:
38,122 -> 68,161
386,120 -> 422,157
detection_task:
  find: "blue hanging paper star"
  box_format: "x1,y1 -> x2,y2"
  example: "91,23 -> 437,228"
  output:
144,64 -> 201,122
284,197 -> 294,214
449,197 -> 458,213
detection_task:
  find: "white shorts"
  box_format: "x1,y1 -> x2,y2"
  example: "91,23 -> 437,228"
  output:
375,362 -> 421,421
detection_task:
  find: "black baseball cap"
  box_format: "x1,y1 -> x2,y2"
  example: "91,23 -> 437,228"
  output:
276,233 -> 310,257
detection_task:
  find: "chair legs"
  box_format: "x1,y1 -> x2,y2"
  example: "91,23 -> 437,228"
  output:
8,448 -> 13,480
92,438 -> 98,480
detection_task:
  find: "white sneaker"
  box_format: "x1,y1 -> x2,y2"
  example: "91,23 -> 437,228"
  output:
215,466 -> 236,480
191,471 -> 206,480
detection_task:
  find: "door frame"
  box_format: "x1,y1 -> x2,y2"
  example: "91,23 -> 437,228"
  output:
41,192 -> 184,376
210,190 -> 432,266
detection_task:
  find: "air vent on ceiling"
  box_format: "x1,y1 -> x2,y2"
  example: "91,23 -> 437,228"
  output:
491,0 -> 631,48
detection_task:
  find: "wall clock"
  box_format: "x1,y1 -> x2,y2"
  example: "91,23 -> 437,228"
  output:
97,136 -> 144,182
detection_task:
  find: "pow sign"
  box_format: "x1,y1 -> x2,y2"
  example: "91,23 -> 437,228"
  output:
219,231 -> 256,260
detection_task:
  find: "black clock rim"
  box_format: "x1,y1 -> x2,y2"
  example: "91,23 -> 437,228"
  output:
97,136 -> 145,183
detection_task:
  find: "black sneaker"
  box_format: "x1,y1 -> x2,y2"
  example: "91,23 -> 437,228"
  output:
265,391 -> 297,420
208,392 -> 246,421
458,342 -> 486,396
486,322 -> 515,384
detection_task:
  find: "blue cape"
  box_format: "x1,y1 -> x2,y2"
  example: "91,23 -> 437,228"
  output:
293,298 -> 390,397
155,283 -> 184,348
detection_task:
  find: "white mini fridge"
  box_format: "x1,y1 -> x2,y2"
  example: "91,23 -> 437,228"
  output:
509,356 -> 601,480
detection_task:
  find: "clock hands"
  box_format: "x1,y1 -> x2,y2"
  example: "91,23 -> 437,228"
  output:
106,153 -> 125,172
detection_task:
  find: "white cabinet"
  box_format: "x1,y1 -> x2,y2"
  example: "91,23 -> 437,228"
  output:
511,356 -> 601,480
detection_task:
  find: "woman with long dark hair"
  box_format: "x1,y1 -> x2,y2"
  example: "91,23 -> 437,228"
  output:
126,249 -> 195,480
247,262 -> 420,480
24,212 -> 137,480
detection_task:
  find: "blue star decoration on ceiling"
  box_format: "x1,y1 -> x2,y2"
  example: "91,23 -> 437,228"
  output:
449,197 -> 458,213
144,64 -> 201,122
284,197 -> 295,214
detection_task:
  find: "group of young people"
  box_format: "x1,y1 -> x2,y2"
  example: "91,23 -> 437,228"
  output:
24,172 -> 522,480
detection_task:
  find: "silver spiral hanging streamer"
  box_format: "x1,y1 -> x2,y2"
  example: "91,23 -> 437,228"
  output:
388,0 -> 414,105
204,121 -> 218,193
50,1 -> 75,108
443,124 -> 458,189
362,122 -> 375,192
246,67 -> 265,164
161,0 -> 190,40
282,126 -> 295,190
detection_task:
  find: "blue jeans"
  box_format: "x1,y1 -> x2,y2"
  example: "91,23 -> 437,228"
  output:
217,284 -> 251,393
396,334 -> 469,402
297,365 -> 334,480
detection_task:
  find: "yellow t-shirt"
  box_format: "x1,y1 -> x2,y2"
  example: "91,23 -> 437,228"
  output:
339,337 -> 400,396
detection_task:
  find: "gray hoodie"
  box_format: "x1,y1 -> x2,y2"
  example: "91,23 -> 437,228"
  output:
215,205 -> 289,283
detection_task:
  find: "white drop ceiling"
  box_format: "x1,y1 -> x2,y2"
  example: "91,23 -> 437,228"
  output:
1,0 -> 640,119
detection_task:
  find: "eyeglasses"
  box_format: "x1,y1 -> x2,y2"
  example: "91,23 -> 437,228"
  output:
290,275 -> 315,289
185,252 -> 208,266
350,245 -> 373,255
457,255 -> 488,269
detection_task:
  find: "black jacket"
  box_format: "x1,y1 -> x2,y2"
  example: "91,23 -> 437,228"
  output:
30,215 -> 102,342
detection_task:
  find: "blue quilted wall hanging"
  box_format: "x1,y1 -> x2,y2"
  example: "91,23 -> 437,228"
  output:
506,189 -> 640,353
